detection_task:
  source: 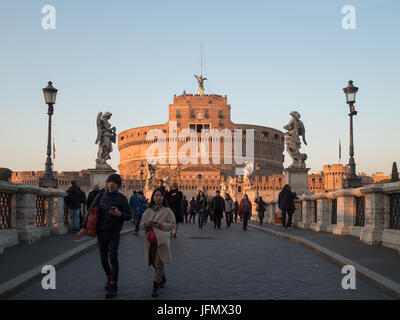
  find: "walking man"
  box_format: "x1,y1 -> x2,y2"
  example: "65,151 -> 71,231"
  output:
224,193 -> 234,228
87,184 -> 100,211
255,196 -> 266,226
211,190 -> 225,230
239,194 -> 252,230
78,174 -> 131,299
167,182 -> 183,238
189,197 -> 198,223
65,181 -> 84,233
278,184 -> 298,230
132,191 -> 149,235
181,196 -> 189,223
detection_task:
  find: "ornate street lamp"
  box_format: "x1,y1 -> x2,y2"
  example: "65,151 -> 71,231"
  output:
39,81 -> 58,188
255,163 -> 261,198
343,80 -> 361,188
140,162 -> 145,191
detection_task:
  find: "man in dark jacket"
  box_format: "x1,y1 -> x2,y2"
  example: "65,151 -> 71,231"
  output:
78,174 -> 131,299
211,190 -> 225,230
278,184 -> 298,229
87,184 -> 100,211
181,196 -> 189,223
189,197 -> 198,223
167,182 -> 183,238
65,181 -> 84,233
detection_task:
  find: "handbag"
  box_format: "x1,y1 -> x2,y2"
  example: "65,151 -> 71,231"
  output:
86,204 -> 99,237
85,191 -> 104,237
147,227 -> 158,244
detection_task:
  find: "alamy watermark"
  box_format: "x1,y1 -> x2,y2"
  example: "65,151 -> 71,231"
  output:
145,121 -> 254,176
341,265 -> 356,290
342,5 -> 356,30
41,265 -> 56,290
41,5 -> 56,30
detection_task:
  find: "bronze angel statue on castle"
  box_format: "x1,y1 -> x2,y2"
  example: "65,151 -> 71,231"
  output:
95,111 -> 117,169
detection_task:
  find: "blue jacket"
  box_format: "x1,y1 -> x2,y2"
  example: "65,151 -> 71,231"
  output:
135,198 -> 149,216
129,193 -> 139,209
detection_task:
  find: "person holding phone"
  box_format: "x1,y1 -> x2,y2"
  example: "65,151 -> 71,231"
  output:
78,174 -> 131,299
140,188 -> 176,297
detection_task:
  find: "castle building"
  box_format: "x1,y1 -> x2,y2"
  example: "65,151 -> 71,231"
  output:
118,86 -> 285,184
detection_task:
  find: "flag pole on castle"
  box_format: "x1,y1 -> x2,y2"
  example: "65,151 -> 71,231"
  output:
339,138 -> 341,164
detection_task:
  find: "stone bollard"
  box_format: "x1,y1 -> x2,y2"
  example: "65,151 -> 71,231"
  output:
360,184 -> 385,245
329,189 -> 357,235
310,193 -> 330,232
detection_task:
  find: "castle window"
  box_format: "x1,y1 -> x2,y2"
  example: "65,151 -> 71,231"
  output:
218,110 -> 223,119
191,110 -> 195,118
274,134 -> 279,140
189,124 -> 196,131
262,131 -> 269,138
120,136 -> 124,141
176,110 -> 181,118
219,120 -> 223,127
205,110 -> 209,118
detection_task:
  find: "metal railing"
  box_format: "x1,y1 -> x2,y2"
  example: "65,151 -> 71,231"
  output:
0,192 -> 12,229
35,196 -> 47,227
314,200 -> 318,223
331,199 -> 337,225
355,196 -> 365,227
63,202 -> 69,225
389,193 -> 400,230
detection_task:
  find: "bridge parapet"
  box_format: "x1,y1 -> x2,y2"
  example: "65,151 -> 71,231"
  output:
0,181 -> 68,253
261,182 -> 400,253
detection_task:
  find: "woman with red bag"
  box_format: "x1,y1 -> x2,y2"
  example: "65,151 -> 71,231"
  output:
140,188 -> 176,297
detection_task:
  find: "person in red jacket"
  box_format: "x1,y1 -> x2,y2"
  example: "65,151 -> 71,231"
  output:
238,194 -> 252,230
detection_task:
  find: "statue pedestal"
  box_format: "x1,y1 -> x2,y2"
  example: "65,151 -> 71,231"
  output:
284,167 -> 312,196
88,168 -> 116,189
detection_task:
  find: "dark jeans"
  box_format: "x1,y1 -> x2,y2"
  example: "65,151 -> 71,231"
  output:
189,211 -> 196,223
281,209 -> 293,228
135,214 -> 143,233
258,212 -> 264,225
225,211 -> 232,227
242,213 -> 249,230
214,214 -> 222,229
234,212 -> 238,223
198,210 -> 205,228
97,232 -> 120,284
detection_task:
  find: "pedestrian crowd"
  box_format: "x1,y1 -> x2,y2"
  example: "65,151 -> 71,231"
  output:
69,175 -> 297,299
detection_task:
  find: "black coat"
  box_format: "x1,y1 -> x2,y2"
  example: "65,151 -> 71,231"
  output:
167,189 -> 183,223
87,189 -> 100,210
278,189 -> 297,212
82,190 -> 131,233
65,185 -> 85,209
211,195 -> 225,217
181,199 -> 188,215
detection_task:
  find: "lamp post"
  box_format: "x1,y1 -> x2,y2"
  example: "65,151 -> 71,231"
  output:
343,80 -> 361,188
39,81 -> 58,189
140,162 -> 145,191
255,163 -> 261,198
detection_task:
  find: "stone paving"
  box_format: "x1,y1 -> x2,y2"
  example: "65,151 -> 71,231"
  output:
9,221 -> 394,300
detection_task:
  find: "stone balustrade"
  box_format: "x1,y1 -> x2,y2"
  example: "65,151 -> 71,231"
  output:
0,181 -> 68,253
261,182 -> 400,253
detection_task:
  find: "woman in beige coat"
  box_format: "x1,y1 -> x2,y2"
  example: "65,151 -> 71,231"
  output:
140,188 -> 176,297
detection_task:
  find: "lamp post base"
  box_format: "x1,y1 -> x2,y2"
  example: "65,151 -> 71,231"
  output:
39,176 -> 58,189
343,176 -> 362,189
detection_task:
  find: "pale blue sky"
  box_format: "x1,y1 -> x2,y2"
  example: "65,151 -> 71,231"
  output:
0,0 -> 399,175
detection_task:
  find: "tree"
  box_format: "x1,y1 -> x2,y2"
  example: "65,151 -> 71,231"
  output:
0,168 -> 12,182
391,162 -> 399,182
